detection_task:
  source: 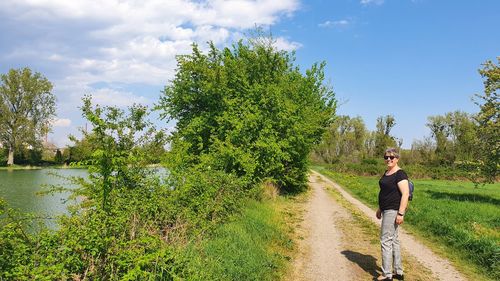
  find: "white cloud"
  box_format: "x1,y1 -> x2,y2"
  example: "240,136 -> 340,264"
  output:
191,0 -> 299,28
72,56 -> 176,85
360,0 -> 385,5
318,19 -> 351,28
47,54 -> 64,61
51,118 -> 71,127
0,0 -> 302,146
274,37 -> 302,51
90,88 -> 150,107
1,1 -> 299,30
0,0 -> 300,88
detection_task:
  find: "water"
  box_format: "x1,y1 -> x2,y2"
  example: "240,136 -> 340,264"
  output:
0,169 -> 88,218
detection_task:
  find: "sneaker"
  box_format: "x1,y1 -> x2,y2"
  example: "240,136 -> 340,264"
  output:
376,276 -> 393,281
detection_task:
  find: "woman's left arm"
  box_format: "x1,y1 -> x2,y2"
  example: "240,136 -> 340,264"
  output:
396,179 -> 410,225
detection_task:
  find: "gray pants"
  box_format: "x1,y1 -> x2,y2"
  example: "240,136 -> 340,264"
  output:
380,209 -> 403,277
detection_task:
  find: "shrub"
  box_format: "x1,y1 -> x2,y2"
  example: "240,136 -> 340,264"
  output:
157,37 -> 336,193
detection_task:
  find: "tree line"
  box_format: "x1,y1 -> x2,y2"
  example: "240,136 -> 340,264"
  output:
312,112 -> 476,164
312,58 -> 499,184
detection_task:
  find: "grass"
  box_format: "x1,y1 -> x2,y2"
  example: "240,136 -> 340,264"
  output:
178,198 -> 295,281
313,165 -> 500,281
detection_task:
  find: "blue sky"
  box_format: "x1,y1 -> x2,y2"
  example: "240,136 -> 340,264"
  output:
1,0 -> 498,148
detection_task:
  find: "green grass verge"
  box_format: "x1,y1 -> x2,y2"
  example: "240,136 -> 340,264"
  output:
178,199 -> 293,281
312,165 -> 500,281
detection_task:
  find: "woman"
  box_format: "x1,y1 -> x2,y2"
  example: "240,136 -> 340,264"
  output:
376,148 -> 410,281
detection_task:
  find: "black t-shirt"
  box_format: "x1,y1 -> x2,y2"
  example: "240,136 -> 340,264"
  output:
378,169 -> 408,211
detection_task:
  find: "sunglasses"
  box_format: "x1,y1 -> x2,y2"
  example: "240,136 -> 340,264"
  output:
383,155 -> 397,160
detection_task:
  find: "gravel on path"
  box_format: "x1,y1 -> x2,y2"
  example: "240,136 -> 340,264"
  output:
290,174 -> 357,280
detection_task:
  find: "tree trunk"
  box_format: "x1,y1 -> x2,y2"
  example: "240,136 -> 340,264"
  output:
7,147 -> 14,165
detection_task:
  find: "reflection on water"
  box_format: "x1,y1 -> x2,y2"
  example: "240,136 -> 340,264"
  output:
0,169 -> 87,218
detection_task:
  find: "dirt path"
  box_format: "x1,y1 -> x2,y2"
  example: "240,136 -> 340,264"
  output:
288,171 -> 467,281
289,173 -> 355,280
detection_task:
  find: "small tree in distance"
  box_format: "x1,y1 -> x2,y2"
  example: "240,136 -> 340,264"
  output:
374,115 -> 397,157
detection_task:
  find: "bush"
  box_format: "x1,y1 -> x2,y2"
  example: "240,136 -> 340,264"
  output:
0,97 -> 258,280
157,37 -> 336,193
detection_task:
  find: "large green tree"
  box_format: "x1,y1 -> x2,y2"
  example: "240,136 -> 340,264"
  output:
158,38 -> 336,192
0,68 -> 56,165
475,58 -> 499,182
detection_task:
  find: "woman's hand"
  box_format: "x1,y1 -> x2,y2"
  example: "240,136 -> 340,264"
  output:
376,208 -> 381,219
396,214 -> 404,225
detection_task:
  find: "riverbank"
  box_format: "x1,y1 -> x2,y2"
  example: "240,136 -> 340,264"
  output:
0,164 -> 88,170
0,165 -> 43,170
0,163 -> 164,170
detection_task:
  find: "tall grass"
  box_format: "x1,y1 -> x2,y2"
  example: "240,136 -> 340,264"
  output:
314,166 -> 500,280
178,199 -> 292,280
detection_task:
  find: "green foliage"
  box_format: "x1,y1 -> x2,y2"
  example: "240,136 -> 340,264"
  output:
65,134 -> 95,163
374,115 -> 397,156
1,94 -> 288,279
2,36 -> 334,279
311,115 -> 367,163
315,167 -> 500,280
0,97 -> 176,279
178,200 -> 291,281
0,148 -> 6,165
0,198 -> 32,279
54,149 -> 63,164
10,146 -> 43,166
426,115 -> 453,163
311,114 -> 397,167
167,166 -> 247,236
314,160 -> 473,180
475,58 -> 499,183
0,68 -> 56,165
425,111 -> 477,165
158,38 -> 336,193
315,161 -> 382,177
0,36 -> 326,279
312,110 -> 482,181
